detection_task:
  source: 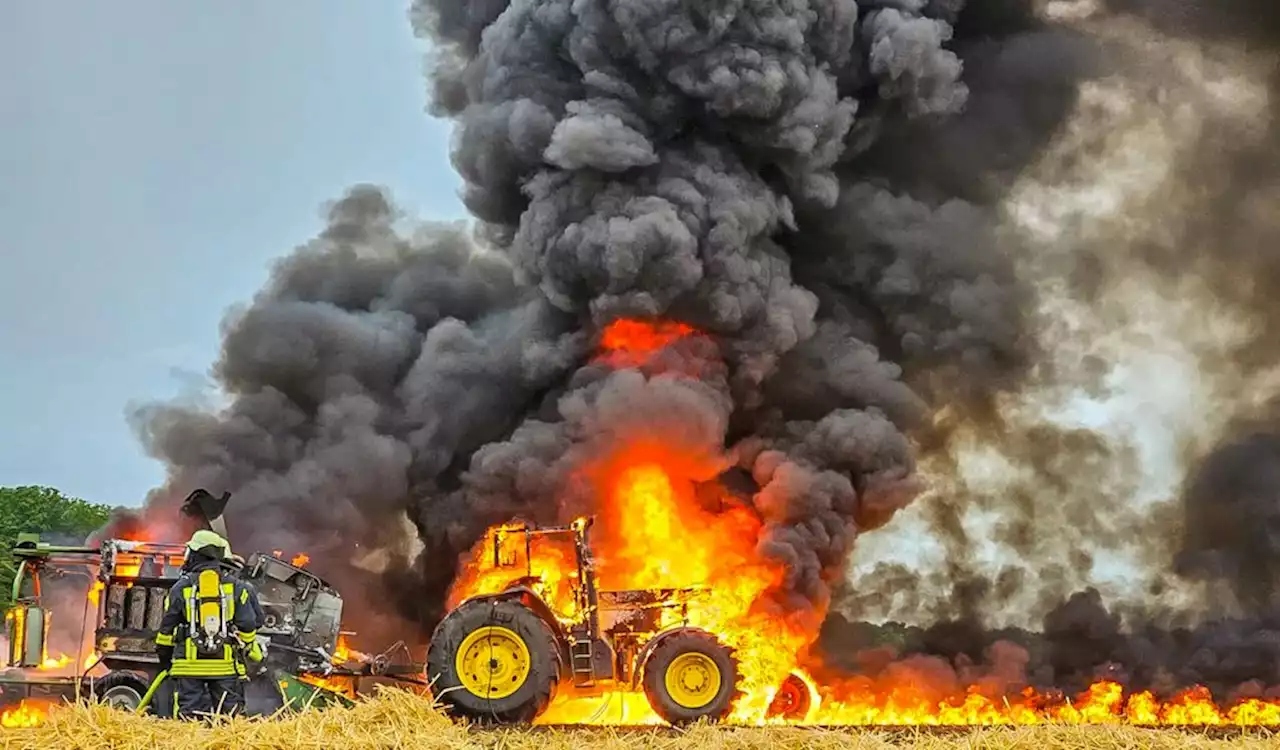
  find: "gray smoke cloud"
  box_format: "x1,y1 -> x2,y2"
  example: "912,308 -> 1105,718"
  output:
1115,0 -> 1280,630
1176,401 -> 1280,618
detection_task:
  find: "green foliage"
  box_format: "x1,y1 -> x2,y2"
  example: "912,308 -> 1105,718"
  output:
0,486 -> 113,607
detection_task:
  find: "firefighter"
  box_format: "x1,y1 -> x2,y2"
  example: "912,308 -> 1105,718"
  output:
154,530 -> 265,720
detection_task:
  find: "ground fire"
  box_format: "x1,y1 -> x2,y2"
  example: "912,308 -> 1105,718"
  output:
1,700 -> 53,729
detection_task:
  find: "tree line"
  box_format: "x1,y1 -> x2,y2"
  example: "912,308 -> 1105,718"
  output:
0,486 -> 112,607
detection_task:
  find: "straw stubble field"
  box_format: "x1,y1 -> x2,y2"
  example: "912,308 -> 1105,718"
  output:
2,690 -> 1279,750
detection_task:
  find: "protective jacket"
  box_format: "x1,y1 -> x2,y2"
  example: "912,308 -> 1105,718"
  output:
155,557 -> 264,679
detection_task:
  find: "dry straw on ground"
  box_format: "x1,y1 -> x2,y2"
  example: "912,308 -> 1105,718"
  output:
2,689 -> 1278,750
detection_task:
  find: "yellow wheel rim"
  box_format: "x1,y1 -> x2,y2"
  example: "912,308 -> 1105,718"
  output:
664,652 -> 721,709
455,626 -> 532,700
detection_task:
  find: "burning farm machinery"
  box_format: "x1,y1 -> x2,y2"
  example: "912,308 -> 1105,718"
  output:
0,490 -> 417,717
1,492 -> 814,725
427,517 -> 816,725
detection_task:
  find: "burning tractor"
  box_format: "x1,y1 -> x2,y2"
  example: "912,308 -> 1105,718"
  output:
427,517 -> 815,725
1,490 -> 366,716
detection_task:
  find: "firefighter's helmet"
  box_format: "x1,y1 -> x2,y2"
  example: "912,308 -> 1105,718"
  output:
185,529 -> 232,560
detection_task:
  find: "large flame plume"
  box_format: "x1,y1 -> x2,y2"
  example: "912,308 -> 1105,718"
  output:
447,320 -> 1280,726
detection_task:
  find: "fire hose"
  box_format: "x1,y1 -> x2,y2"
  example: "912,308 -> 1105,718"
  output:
135,669 -> 169,715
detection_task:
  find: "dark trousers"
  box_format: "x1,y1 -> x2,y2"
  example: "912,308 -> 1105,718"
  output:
174,677 -> 246,720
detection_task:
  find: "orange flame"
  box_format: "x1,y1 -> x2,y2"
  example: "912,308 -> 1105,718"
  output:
451,438 -> 808,723
1,700 -> 54,728
87,581 -> 104,609
291,553 -> 311,568
796,680 -> 1280,726
303,636 -> 365,698
594,319 -> 697,368
113,563 -> 142,579
37,653 -> 72,671
332,635 -> 368,665
447,527 -> 582,617
297,674 -> 357,700
527,678 -> 1280,726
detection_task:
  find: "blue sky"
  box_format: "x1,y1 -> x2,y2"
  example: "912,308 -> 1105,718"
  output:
1,1 -> 463,506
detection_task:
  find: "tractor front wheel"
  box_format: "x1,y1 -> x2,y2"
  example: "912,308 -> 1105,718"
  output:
641,628 -> 737,726
426,598 -> 560,724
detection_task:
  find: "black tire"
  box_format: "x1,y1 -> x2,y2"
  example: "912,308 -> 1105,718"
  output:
426,598 -> 561,724
766,672 -> 813,720
641,628 -> 738,726
91,670 -> 152,713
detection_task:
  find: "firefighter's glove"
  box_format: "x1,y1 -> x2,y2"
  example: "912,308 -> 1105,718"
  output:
156,645 -> 173,671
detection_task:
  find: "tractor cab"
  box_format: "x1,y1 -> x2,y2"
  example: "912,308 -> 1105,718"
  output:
485,518 -> 599,622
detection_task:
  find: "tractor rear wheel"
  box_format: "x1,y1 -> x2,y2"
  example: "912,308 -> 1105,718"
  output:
426,598 -> 560,724
641,628 -> 737,725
